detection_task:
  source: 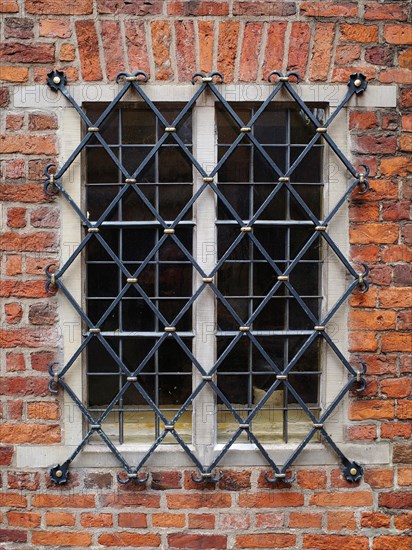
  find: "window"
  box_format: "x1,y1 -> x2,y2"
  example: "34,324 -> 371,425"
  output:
43,70 -> 380,484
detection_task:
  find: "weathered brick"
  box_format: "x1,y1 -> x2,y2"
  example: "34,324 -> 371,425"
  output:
379,287 -> 412,308
0,424 -> 60,443
7,511 -> 41,528
237,534 -> 296,549
6,113 -> 24,130
309,23 -> 335,81
0,66 -> 29,82
297,470 -> 327,490
0,87 -> 10,107
98,533 -> 161,547
349,400 -> 395,420
26,0 -> 92,14
398,467 -> 412,486
239,22 -> 263,81
394,513 -> 412,530
101,20 -> 125,81
289,512 -> 320,528
124,20 -> 150,76
6,351 -> 25,371
217,21 -> 240,83
0,42 -> 55,63
101,493 -> 160,508
0,134 -> 56,155
233,1 -> 296,16
151,21 -> 173,81
364,468 -> 394,489
379,492 -> 412,509
382,333 -> 412,353
365,46 -> 394,66
59,43 -> 76,62
7,207 -> 26,228
39,19 -> 72,38
340,24 -> 378,43
32,532 -> 92,547
350,223 -> 398,244
151,471 -> 182,490
335,45 -> 361,65
81,512 -> 113,528
5,160 -> 25,179
219,469 -> 251,491
381,422 -> 411,439
327,511 -> 356,531
301,2 -> 357,17
399,50 -> 412,70
381,69 -> 412,84
346,424 -> 377,441
219,512 -> 250,530
382,245 -> 412,263
98,0 -> 163,15
287,22 -> 310,76
304,535 -> 368,550
352,135 -> 397,155
0,280 -> 50,299
168,493 -> 231,509
75,20 -> 102,81
198,21 -> 214,74
0,492 -> 27,507
381,377 -> 411,398
0,446 -> 14,465
33,494 -> 95,508
169,1 -> 229,16
349,331 -> 378,352
27,401 -> 59,420
310,491 -> 373,507
384,25 -> 412,45
4,17 -> 33,39
84,472 -> 112,489
361,511 -> 391,528
349,310 -> 396,331
0,0 -> 19,12
175,21 -> 196,81
168,533 -> 227,549
5,302 -> 23,324
239,493 -> 304,508
153,513 -> 186,528
188,513 -> 215,529
46,512 -> 76,526
262,22 -> 287,79
0,529 -> 27,543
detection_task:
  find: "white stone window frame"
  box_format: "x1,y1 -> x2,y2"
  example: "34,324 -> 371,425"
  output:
13,82 -> 395,470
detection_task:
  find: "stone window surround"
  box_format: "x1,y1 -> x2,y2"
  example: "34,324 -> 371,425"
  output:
12,82 -> 396,470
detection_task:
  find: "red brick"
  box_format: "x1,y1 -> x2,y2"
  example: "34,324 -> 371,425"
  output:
374,536 -> 412,550
5,17 -> 33,39
382,201 -> 410,222
0,0 -> 19,12
0,529 -> 27,543
5,160 -> 25,179
5,254 -> 23,276
349,400 -> 395,420
151,471 -> 182,490
28,113 -> 57,131
0,446 -> 13,465
217,21 -> 240,83
327,511 -> 356,531
0,492 -> 27,507
381,113 -> 399,131
219,470 -> 251,491
349,331 -> 378,352
350,245 -> 379,265
0,424 -> 60,443
349,111 -> 378,130
219,512 -> 250,530
153,513 -> 186,528
46,512 -> 76,526
81,512 -> 113,528
332,66 -> 377,82
301,2 -> 357,17
381,378 -> 411,398
366,46 -> 394,66
168,533 -> 227,549
361,511 -> 390,528
98,0 -> 162,14
5,113 -> 24,130
352,135 -> 397,155
26,0 -> 92,14
7,207 -> 26,228
384,25 -> 412,45
399,50 -> 412,69
354,179 -> 398,202
98,533 -> 161,547
0,376 -> 50,396
262,22 -> 287,80
233,1 -> 296,16
349,310 -> 395,331
0,66 -> 29,82
188,513 -> 215,529
101,21 -> 125,82
400,133 -> 412,152
289,512 -> 321,528
101,493 -> 160,508
382,333 -> 412,353
118,513 -> 146,528
340,24 -> 378,43
33,65 -> 78,83
7,511 -> 41,528
287,22 -> 310,76
75,20 -> 102,81
239,492 -> 304,508
350,223 -> 398,244
0,183 -> 50,203
0,87 -> 10,107
0,280 -> 50,299
175,21 -> 196,81
365,3 -> 409,20
239,22 -> 263,81
31,351 -> 58,372
30,207 -> 60,228
237,534 -> 296,549
27,401 -> 59,420
296,469 -> 327,490
304,535 -> 369,550
169,1 -> 229,16
381,422 -> 411,439
0,134 -> 56,155
33,494 -> 95,508
7,399 -> 23,419
60,43 -> 75,62
6,352 -> 25,372
168,493 -> 231,509
335,45 -> 361,65
402,223 -> 412,246
0,42 -> 55,63
349,284 -> 378,308
32,532 -> 92,547
346,424 -> 377,441
382,245 -> 412,263
124,20 -> 150,76
7,472 -> 40,491
381,69 -> 412,84
5,302 -> 23,324
151,21 -> 173,81
0,231 -> 58,252
394,513 -> 412,530
398,468 -> 412,487
198,21 -> 214,74
394,444 -> 412,463
397,401 -> 412,420
364,469 -> 394,489
349,201 -> 379,222
309,23 -> 335,81
39,19 -> 72,38
379,287 -> 412,308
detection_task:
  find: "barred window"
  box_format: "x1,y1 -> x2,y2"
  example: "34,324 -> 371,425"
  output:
84,101 -> 325,445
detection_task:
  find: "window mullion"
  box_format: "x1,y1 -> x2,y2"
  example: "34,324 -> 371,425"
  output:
192,97 -> 217,462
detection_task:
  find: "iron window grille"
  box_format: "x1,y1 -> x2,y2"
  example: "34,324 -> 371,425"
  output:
45,69 -> 370,485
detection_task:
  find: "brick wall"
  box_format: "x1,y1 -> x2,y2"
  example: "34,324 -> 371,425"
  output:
0,1 -> 411,548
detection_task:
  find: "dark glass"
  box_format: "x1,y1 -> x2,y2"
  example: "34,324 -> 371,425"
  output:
86,146 -> 119,184
122,108 -> 156,145
254,109 -> 287,144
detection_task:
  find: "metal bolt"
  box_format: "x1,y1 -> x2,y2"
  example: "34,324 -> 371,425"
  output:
55,470 -> 63,478
354,79 -> 362,87
350,467 -> 357,475
53,76 -> 61,85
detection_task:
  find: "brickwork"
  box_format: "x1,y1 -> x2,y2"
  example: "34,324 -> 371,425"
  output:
0,1 -> 411,548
